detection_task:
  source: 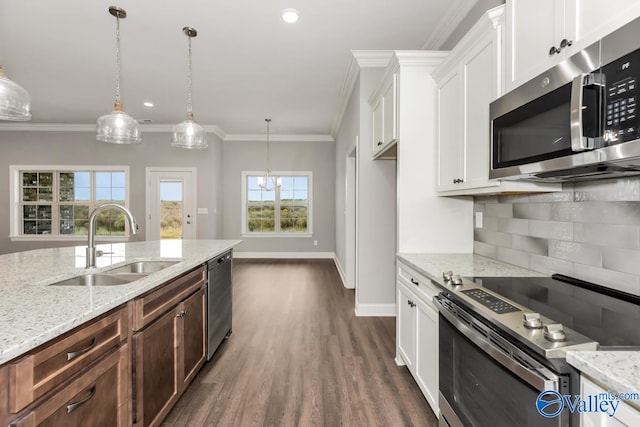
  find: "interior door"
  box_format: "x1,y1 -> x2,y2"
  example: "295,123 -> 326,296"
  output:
146,169 -> 196,240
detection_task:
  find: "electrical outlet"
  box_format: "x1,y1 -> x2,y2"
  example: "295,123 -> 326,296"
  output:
313,240 -> 318,246
475,212 -> 483,228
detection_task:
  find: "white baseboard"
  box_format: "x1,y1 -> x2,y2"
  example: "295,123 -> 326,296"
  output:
234,251 -> 334,259
354,303 -> 396,317
395,356 -> 406,367
333,255 -> 354,289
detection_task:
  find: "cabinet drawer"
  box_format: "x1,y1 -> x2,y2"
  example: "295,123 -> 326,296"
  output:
8,307 -> 127,413
131,265 -> 206,331
397,261 -> 440,301
9,344 -> 129,427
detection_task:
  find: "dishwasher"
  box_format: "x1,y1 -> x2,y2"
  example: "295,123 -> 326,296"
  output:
207,250 -> 232,360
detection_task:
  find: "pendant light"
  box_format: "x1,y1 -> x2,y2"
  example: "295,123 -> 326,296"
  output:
96,6 -> 141,144
258,118 -> 281,191
170,27 -> 207,149
0,64 -> 32,121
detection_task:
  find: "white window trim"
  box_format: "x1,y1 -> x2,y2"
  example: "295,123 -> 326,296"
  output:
9,165 -> 131,242
241,170 -> 313,237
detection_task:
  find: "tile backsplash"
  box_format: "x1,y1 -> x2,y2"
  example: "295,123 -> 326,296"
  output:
473,177 -> 640,295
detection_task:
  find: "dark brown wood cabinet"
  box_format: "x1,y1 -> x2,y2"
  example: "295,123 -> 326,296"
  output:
131,266 -> 207,427
0,307 -> 130,427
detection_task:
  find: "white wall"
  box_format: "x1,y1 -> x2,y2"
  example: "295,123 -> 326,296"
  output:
0,130 -> 224,254
441,0 -> 506,49
221,139 -> 335,255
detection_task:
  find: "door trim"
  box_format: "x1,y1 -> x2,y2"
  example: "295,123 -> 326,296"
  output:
145,167 -> 198,241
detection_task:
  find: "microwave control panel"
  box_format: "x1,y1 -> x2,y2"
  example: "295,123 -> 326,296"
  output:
603,48 -> 640,145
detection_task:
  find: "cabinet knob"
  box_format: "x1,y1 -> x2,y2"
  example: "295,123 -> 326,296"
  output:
560,38 -> 573,49
377,141 -> 383,146
176,310 -> 187,318
410,278 -> 419,286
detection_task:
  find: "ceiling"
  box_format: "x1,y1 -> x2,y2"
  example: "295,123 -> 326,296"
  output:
0,0 -> 475,139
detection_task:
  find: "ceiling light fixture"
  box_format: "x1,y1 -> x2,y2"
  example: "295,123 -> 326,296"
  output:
143,102 -> 154,107
171,27 -> 207,149
258,118 -> 281,191
0,64 -> 32,121
96,6 -> 141,144
281,8 -> 299,23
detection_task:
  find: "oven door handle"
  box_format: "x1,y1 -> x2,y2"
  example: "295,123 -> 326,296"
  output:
435,297 -> 560,393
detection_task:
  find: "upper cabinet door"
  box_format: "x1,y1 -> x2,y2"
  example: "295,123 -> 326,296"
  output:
382,75 -> 398,146
505,0 -> 568,93
372,98 -> 383,155
436,68 -> 463,188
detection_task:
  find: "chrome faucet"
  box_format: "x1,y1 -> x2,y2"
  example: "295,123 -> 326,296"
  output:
86,203 -> 138,268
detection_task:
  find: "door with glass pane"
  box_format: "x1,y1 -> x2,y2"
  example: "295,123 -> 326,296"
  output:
146,169 -> 196,240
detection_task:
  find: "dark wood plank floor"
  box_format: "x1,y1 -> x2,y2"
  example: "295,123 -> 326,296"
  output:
161,259 -> 438,427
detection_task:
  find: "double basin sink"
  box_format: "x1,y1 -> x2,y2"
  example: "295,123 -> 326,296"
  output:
51,260 -> 180,287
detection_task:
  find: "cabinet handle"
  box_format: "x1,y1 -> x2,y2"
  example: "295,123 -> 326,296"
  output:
377,141 -> 383,146
452,178 -> 464,184
410,278 -> 419,286
407,300 -> 416,307
549,46 -> 561,55
66,385 -> 96,414
176,310 -> 188,318
67,337 -> 97,361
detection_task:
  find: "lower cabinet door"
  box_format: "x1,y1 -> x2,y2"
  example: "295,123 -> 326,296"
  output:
179,287 -> 206,391
397,284 -> 417,371
415,299 -> 439,415
10,345 -> 129,427
133,307 -> 179,427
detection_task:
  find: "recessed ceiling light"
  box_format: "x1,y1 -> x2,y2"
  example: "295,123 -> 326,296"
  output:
143,102 -> 154,107
281,8 -> 299,23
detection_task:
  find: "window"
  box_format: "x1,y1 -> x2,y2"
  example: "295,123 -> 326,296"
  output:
10,166 -> 130,241
242,171 -> 312,236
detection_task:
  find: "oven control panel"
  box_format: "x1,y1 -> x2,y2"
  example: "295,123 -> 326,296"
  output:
461,289 -> 520,314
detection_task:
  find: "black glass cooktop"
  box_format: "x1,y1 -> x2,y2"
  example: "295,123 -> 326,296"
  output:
468,274 -> 640,347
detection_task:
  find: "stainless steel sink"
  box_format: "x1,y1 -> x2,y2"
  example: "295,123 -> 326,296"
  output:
50,273 -> 142,287
105,260 -> 179,274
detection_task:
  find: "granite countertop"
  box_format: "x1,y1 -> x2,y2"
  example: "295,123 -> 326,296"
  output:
567,351 -> 640,410
397,253 -> 547,287
0,239 -> 241,365
398,253 -> 640,407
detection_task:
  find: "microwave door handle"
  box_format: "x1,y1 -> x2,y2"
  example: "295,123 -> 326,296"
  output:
570,74 -> 593,151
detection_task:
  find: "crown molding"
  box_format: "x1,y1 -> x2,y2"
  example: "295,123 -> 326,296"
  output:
421,0 -> 478,49
224,134 -> 334,143
0,122 -> 228,141
330,50 -> 393,138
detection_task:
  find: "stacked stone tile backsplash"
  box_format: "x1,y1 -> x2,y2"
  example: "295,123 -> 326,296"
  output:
473,177 -> 640,295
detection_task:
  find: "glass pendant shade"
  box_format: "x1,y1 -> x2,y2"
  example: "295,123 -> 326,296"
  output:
0,65 -> 32,121
171,112 -> 208,148
96,6 -> 141,144
171,27 -> 207,149
96,101 -> 142,144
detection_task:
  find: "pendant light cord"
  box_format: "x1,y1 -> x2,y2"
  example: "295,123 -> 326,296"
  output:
187,35 -> 193,115
114,15 -> 121,104
266,118 -> 271,174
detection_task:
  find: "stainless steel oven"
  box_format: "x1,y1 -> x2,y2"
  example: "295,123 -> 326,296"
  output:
432,273 -> 640,427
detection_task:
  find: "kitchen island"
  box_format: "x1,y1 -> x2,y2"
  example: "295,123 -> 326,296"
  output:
0,239 -> 240,426
0,239 -> 241,365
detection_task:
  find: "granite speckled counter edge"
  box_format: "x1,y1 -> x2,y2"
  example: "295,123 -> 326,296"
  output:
0,240 -> 241,365
397,252 -> 640,411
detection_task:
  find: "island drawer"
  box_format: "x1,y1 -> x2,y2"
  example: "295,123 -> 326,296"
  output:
8,344 -> 129,427
131,265 -> 206,331
7,306 -> 128,414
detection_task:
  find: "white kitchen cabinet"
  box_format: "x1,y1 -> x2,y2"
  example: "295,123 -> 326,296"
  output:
396,260 -> 439,415
371,74 -> 398,159
580,376 -> 640,427
505,0 -> 640,93
434,5 -> 561,195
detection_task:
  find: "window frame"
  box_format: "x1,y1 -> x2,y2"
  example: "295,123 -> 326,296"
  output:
241,171 -> 313,237
9,165 -> 131,242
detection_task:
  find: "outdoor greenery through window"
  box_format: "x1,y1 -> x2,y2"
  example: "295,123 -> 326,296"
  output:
15,167 -> 129,238
245,173 -> 311,234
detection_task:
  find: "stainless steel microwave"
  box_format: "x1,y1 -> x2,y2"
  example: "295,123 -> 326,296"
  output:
490,16 -> 640,181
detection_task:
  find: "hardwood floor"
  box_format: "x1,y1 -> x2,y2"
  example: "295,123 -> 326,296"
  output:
161,259 -> 438,427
